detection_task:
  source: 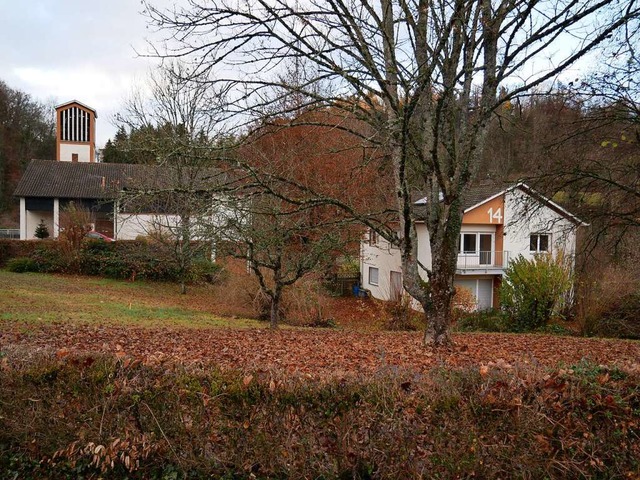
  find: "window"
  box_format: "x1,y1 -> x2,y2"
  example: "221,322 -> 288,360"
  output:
530,233 -> 550,253
461,233 -> 477,253
71,153 -> 78,162
368,229 -> 378,246
368,266 -> 379,286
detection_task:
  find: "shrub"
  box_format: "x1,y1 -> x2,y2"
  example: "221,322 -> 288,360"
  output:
384,295 -> 422,331
451,286 -> 477,324
189,258 -> 225,284
595,292 -> 640,339
576,264 -> 640,338
284,278 -> 336,327
501,253 -> 573,331
5,257 -> 39,273
0,239 -> 55,267
455,309 -> 513,332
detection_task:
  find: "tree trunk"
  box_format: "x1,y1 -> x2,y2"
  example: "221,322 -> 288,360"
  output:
423,268 -> 454,346
269,290 -> 281,329
422,199 -> 463,347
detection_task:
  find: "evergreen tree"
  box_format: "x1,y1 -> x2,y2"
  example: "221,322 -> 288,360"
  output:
34,219 -> 49,239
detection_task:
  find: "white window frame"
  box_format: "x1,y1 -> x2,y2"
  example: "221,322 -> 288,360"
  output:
459,232 -> 495,255
530,233 -> 551,253
368,266 -> 379,286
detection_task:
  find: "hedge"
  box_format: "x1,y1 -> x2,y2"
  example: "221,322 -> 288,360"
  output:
0,239 -> 220,283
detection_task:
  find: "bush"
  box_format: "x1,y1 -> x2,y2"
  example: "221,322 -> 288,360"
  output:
576,265 -> 640,338
501,253 -> 573,331
451,286 -> 477,324
5,257 -> 39,273
455,309 -> 513,332
30,246 -> 67,273
595,292 -> 640,339
384,295 -> 422,331
0,239 -> 56,267
1,239 -> 226,285
189,258 -> 225,284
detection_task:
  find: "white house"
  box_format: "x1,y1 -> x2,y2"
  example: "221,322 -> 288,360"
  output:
360,183 -> 586,310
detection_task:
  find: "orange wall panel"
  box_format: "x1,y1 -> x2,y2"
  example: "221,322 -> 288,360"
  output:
462,195 -> 504,225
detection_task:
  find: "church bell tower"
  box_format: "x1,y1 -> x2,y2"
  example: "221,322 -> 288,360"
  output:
55,100 -> 97,162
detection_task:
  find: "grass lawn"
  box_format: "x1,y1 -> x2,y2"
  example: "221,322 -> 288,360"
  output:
0,270 -> 261,329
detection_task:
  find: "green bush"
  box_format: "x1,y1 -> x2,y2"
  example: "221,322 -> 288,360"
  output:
455,309 -> 513,332
30,247 -> 67,273
189,258 -> 225,283
5,257 -> 39,273
500,253 -> 573,331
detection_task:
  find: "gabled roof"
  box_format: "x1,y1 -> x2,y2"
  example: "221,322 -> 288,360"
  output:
461,183 -> 508,211
414,182 -> 508,210
13,159 -> 229,200
55,100 -> 98,118
14,160 -> 148,199
415,181 -> 587,226
509,183 -> 588,227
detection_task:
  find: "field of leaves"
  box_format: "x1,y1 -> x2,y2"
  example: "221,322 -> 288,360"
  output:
1,271 -> 639,376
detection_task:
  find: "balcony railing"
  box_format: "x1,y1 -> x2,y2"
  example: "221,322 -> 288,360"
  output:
457,251 -> 511,270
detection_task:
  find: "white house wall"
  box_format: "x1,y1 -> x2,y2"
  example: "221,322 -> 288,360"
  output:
115,213 -> 219,241
503,189 -> 577,264
115,213 -> 183,240
360,234 -> 402,300
360,225 -> 432,301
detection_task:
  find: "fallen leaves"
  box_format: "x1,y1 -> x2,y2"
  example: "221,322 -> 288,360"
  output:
2,323 -> 639,377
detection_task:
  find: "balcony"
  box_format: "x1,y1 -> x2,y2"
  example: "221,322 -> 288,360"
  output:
456,251 -> 511,273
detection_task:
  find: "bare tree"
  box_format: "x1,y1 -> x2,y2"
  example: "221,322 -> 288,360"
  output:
216,191 -> 354,328
144,0 -> 639,345
113,63 -> 231,294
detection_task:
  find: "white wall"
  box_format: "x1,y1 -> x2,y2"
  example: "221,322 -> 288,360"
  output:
59,144 -> 91,163
503,189 -> 577,265
360,225 -> 432,301
25,210 -> 54,240
115,213 -> 218,241
115,213 -> 182,240
360,233 -> 402,300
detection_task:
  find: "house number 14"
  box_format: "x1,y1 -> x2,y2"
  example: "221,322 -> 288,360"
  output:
487,207 -> 503,224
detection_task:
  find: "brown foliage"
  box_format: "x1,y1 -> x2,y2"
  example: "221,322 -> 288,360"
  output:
2,322 -> 639,376
1,354 -> 638,478
242,109 -> 394,217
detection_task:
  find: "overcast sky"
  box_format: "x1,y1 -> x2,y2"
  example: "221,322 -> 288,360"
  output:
0,0 -> 174,147
1,0 -> 598,151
